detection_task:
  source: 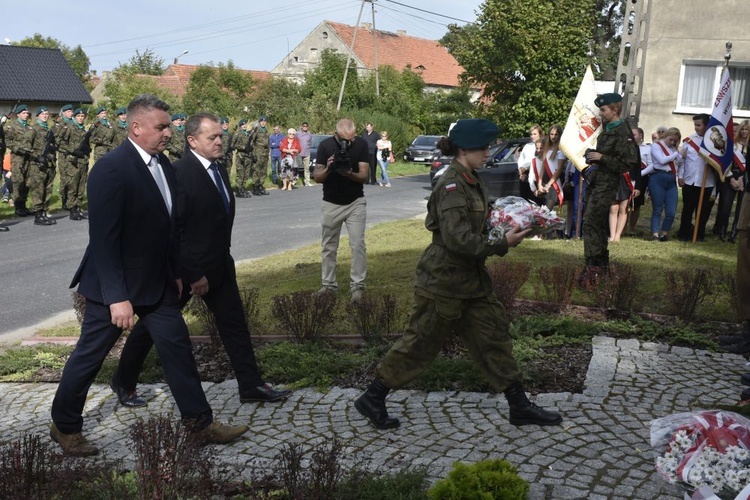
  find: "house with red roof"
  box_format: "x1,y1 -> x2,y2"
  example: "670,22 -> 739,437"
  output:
271,21 -> 477,97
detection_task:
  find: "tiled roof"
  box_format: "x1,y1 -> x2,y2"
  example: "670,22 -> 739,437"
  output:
0,45 -> 92,103
326,21 -> 465,88
160,64 -> 271,96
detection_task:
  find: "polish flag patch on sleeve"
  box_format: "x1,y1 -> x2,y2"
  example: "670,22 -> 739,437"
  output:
445,183 -> 457,192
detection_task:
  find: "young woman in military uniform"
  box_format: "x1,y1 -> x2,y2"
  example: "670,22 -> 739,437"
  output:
354,118 -> 563,430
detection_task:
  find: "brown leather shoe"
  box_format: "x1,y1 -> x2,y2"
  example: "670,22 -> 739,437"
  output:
196,421 -> 249,444
49,423 -> 99,456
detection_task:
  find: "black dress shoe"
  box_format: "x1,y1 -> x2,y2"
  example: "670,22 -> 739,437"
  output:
0,226 -> 8,232
109,379 -> 147,408
239,384 -> 292,403
741,373 -> 750,386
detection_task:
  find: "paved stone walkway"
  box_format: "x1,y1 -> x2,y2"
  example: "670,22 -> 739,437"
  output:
1,335 -> 747,498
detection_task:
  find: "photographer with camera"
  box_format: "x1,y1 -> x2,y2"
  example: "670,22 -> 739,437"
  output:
313,118 -> 370,302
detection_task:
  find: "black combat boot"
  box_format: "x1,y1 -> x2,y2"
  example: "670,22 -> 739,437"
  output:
505,382 -> 562,427
354,379 -> 400,429
42,211 -> 56,224
70,208 -> 83,221
34,211 -> 54,226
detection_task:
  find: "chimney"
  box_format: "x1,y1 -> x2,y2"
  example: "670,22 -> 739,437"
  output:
361,22 -> 372,30
397,30 -> 406,36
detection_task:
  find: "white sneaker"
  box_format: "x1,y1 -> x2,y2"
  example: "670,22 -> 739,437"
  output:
384,183 -> 391,188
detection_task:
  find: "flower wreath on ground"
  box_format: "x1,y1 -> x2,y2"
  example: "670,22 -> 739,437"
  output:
487,196 -> 566,243
651,410 -> 750,499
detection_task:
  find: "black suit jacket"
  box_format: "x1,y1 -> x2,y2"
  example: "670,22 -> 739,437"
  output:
71,140 -> 179,306
173,151 -> 236,288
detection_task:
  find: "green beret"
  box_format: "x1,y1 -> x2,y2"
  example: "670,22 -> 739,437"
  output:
180,113 -> 187,120
239,119 -> 247,126
448,118 -> 499,149
35,106 -> 48,116
116,107 -> 127,116
220,117 -> 229,124
259,115 -> 267,122
95,106 -> 106,114
14,104 -> 28,114
60,104 -> 74,113
594,93 -> 623,108
171,113 -> 181,121
74,108 -> 87,116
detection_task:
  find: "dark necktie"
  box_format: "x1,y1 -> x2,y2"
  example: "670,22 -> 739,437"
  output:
209,162 -> 230,213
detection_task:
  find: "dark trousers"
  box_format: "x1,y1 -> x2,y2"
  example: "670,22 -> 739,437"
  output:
368,153 -> 377,184
116,269 -> 263,397
716,180 -> 741,232
51,288 -> 212,434
677,184 -> 714,240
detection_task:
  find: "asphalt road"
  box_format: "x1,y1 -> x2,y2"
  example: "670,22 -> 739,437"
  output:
0,174 -> 431,339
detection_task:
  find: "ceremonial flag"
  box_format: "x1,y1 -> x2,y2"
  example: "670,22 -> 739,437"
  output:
560,65 -> 603,172
699,66 -> 737,180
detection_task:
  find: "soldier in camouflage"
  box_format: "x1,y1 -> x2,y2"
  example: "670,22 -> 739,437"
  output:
55,105 -> 75,209
166,113 -> 186,159
89,106 -> 115,162
58,108 -> 90,220
250,116 -> 270,195
6,104 -> 33,217
354,118 -> 563,430
24,106 -> 57,225
219,117 -> 233,172
231,119 -> 254,198
582,93 -> 640,278
112,107 -> 128,147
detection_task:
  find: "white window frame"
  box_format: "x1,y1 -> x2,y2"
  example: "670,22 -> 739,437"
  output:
675,60 -> 750,118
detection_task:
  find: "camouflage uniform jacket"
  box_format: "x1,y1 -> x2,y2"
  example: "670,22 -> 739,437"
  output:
592,119 -> 640,185
166,125 -> 185,158
90,119 -> 115,153
231,129 -> 253,155
29,120 -> 55,165
6,119 -> 30,155
112,120 -> 128,147
59,121 -> 88,160
415,160 -> 509,299
251,126 -> 270,153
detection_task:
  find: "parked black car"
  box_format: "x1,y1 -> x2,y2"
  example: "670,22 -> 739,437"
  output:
403,135 -> 442,163
429,138 -> 531,201
308,134 -> 332,175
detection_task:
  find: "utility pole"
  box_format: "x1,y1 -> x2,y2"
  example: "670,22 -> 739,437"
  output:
337,0 -> 367,111
371,0 -> 380,97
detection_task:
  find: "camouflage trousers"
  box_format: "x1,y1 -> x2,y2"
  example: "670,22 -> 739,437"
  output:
10,153 -> 29,207
583,178 -> 619,260
59,155 -> 87,209
235,153 -> 252,191
251,151 -> 269,187
737,194 -> 750,321
28,160 -> 54,212
375,289 -> 521,391
93,145 -> 109,163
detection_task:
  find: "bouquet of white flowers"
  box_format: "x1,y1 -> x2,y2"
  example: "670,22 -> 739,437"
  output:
651,410 -> 750,499
487,196 -> 566,243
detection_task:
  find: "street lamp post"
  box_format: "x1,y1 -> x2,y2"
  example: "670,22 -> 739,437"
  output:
173,50 -> 189,64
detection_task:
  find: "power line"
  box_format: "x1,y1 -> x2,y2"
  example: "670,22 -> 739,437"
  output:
380,0 -> 472,24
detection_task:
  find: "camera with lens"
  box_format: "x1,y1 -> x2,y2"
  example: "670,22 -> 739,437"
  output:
333,138 -> 352,175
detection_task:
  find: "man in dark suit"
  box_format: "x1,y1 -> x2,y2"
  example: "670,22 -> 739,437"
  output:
113,112 -> 291,405
50,95 -> 248,457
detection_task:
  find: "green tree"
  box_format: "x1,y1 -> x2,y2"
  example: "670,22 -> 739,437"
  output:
182,62 -> 255,118
102,70 -> 180,114
301,49 -> 363,110
115,48 -> 165,76
13,34 -> 90,81
442,0 -> 596,137
592,0 -> 625,80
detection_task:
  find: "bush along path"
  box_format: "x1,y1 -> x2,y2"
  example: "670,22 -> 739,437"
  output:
3,335 -> 747,498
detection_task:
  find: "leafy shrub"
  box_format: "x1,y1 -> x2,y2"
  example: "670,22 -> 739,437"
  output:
272,290 -> 338,342
278,439 -> 344,500
71,291 -> 87,325
534,263 -> 579,312
664,267 -> 716,323
348,292 -> 399,344
257,341 -> 363,389
183,295 -> 219,344
427,459 -> 529,499
337,468 -> 428,499
487,260 -> 531,318
722,271 -> 740,322
130,415 -> 217,499
590,262 -> 639,312
240,286 -> 261,334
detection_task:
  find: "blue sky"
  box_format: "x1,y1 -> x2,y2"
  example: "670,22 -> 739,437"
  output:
3,0 -> 484,72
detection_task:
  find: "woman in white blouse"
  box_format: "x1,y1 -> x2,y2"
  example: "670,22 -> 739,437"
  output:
644,127 -> 682,241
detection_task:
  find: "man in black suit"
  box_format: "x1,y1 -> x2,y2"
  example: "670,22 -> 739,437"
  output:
113,112 -> 290,405
50,95 -> 248,457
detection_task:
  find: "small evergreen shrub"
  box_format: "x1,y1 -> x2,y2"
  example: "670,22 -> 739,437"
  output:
271,290 -> 338,342
427,459 -> 529,500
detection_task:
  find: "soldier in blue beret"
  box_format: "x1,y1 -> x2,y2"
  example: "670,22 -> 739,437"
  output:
355,118 -> 563,430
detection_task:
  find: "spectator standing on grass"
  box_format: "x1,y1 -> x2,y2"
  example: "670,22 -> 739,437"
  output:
354,118 -> 562,431
297,122 -> 313,187
362,122 -> 379,185
279,128 -> 301,191
715,119 -> 748,242
517,125 -> 544,202
643,127 -> 682,241
609,138 -> 642,242
676,114 -> 716,242
627,127 -> 652,235
376,130 -> 392,187
314,118 -> 369,301
269,124 -> 284,185
538,124 -> 567,211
